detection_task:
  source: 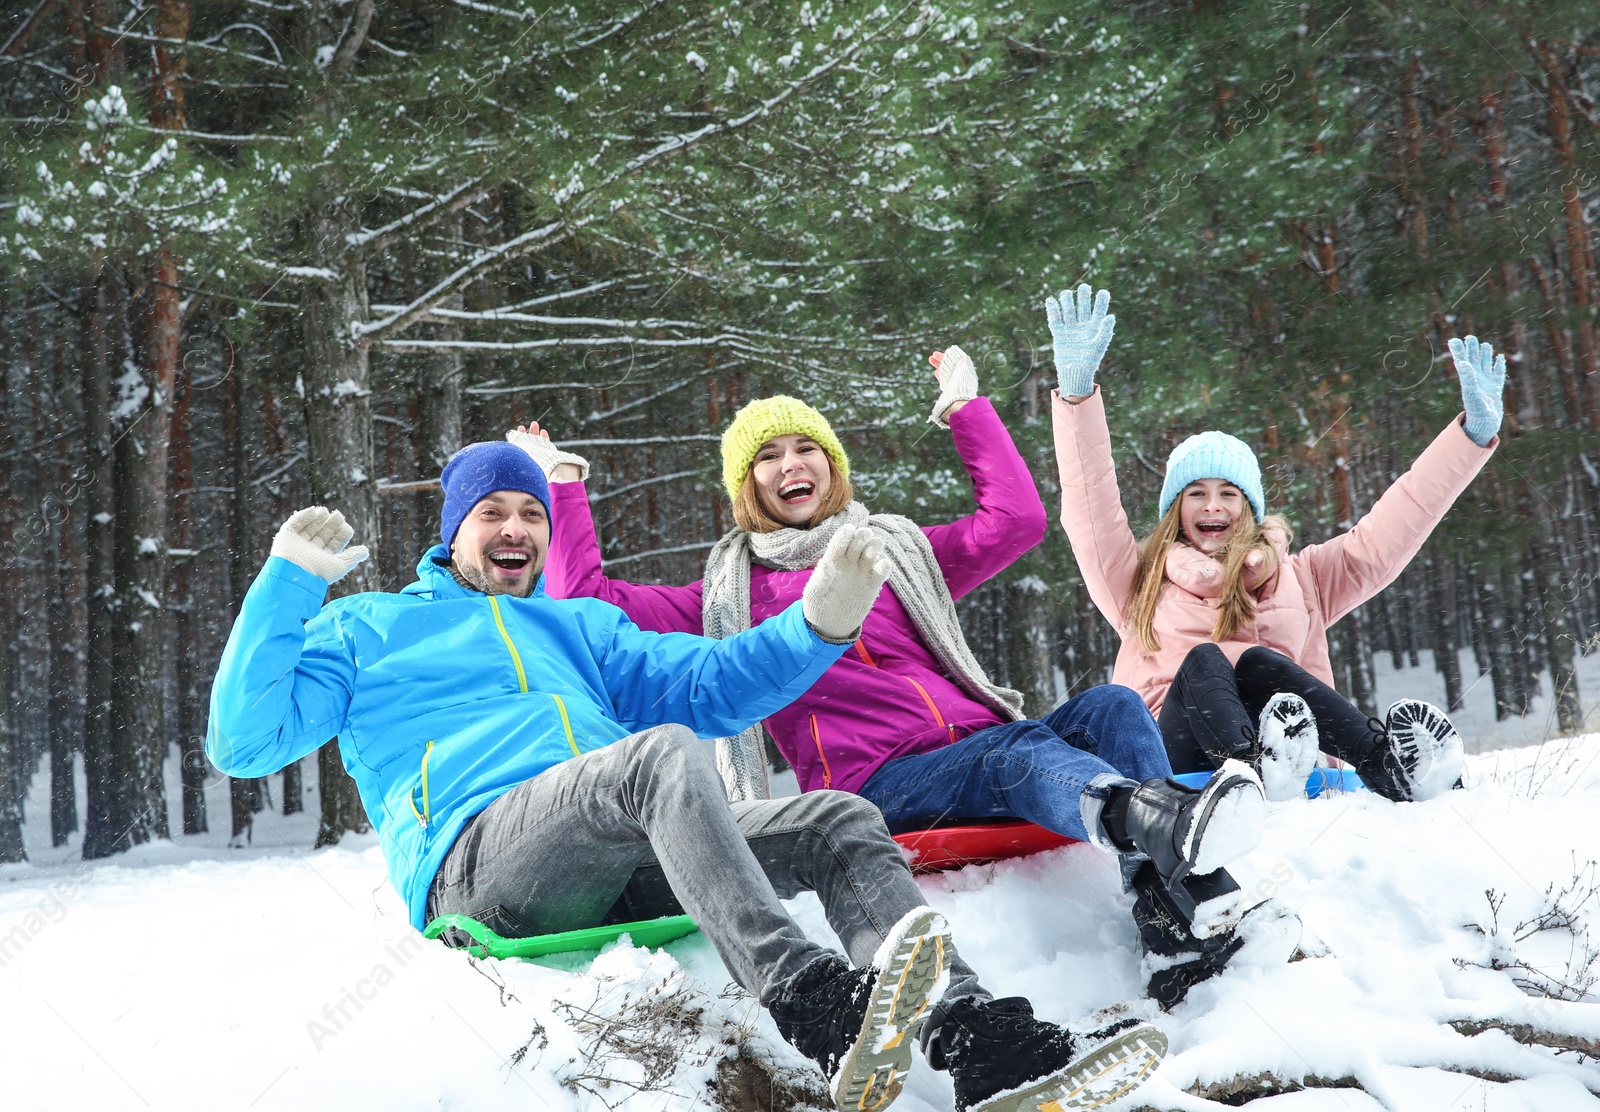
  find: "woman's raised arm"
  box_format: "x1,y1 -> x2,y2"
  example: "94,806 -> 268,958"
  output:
510,424 -> 706,635
920,346 -> 1048,599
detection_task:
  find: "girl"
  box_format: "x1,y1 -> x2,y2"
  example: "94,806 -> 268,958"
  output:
516,351 -> 1297,1027
1046,284 -> 1501,802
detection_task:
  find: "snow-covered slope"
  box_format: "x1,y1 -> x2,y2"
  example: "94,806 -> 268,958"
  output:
4,736 -> 1599,1111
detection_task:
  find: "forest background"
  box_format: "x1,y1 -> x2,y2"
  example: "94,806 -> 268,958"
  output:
0,0 -> 1595,863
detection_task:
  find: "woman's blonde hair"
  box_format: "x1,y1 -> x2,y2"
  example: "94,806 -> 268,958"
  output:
731,456 -> 854,533
1127,500 -> 1293,652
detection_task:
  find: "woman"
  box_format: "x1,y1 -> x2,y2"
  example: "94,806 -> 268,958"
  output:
516,350 -> 1297,1022
1047,284 -> 1501,802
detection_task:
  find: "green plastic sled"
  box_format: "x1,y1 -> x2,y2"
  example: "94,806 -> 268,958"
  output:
422,912 -> 699,961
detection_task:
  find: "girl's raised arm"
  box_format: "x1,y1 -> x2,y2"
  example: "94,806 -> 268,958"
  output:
1045,285 -> 1139,629
1297,337 -> 1501,625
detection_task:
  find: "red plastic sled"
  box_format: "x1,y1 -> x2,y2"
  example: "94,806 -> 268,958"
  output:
891,821 -> 1079,874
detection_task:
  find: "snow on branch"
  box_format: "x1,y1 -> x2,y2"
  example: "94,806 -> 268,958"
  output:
89,23 -> 286,69
128,123 -> 299,144
585,376 -> 696,422
389,310 -> 710,330
369,278 -> 631,320
564,435 -> 721,447
589,470 -> 701,504
521,1 -> 668,62
464,381 -> 622,395
345,177 -> 490,255
604,541 -> 716,567
353,218 -> 582,342
374,333 -> 765,354
578,0 -> 918,202
449,0 -> 543,17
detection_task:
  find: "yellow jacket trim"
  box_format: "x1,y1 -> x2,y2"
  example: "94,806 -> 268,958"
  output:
487,596 -> 529,693
410,740 -> 435,827
550,693 -> 579,757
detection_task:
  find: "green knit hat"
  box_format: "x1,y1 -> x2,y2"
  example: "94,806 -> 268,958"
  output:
720,395 -> 850,501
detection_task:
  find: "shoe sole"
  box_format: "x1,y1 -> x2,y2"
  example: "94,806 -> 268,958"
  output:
1258,693 -> 1318,802
1384,699 -> 1464,801
830,906 -> 950,1112
970,1023 -> 1168,1112
1186,760 -> 1266,876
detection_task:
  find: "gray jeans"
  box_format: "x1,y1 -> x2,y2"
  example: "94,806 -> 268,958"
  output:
425,724 -> 986,1019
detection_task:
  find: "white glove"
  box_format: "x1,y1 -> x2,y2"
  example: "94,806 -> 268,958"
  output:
270,507 -> 370,584
801,524 -> 891,642
928,344 -> 980,427
506,428 -> 590,482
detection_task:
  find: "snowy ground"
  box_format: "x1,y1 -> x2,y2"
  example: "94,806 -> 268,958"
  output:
4,662 -> 1600,1111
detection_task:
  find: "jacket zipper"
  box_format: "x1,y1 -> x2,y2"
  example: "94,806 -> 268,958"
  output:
809,714 -> 834,789
487,595 -> 529,693
410,740 -> 435,829
852,638 -> 958,744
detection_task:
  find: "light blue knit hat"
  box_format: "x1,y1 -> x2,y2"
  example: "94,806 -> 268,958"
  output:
1158,431 -> 1265,522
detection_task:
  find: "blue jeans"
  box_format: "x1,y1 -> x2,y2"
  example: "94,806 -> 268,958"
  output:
859,685 -> 1172,845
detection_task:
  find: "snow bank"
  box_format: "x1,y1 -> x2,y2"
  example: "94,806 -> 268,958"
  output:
3,737 -> 1599,1110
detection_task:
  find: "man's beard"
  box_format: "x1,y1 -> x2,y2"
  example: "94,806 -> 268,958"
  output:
452,557 -> 534,598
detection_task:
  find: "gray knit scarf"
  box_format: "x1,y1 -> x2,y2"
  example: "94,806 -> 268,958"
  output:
701,501 -> 1026,800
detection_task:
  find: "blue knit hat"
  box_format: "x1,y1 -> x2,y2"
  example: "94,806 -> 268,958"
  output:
1158,431 -> 1265,523
439,441 -> 553,547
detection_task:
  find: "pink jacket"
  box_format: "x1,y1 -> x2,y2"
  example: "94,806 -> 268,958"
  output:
1051,387 -> 1495,715
544,397 -> 1048,794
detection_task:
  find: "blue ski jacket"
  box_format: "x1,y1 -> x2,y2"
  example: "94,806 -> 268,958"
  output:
207,544 -> 850,929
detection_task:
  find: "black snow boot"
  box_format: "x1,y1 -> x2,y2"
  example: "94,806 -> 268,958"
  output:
1119,759 -> 1266,918
931,996 -> 1167,1112
768,906 -> 948,1112
1132,860 -> 1301,1010
1343,699 -> 1465,802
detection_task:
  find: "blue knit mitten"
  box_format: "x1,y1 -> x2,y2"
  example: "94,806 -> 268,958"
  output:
1045,284 -> 1115,398
1447,335 -> 1506,447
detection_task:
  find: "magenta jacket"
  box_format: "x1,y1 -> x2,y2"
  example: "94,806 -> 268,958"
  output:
544,397 -> 1048,794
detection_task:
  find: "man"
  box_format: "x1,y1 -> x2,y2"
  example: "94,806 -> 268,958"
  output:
208,441 -> 1166,1112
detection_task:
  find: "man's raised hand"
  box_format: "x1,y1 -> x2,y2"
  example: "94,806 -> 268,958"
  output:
801,524 -> 892,642
271,507 -> 370,584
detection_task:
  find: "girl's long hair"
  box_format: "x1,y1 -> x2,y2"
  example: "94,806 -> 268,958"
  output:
731,457 -> 854,533
1128,501 -> 1293,652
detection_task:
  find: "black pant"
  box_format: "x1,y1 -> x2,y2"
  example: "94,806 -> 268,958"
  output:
1158,643 -> 1379,774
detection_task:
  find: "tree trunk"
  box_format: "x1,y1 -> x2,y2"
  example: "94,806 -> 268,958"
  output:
302,241 -> 376,847
0,629 -> 23,862
170,361 -> 206,835
1427,552 -> 1464,713
282,760 -> 303,817
300,24 -> 377,845
1535,43 -> 1600,426
109,324 -> 174,847
47,457 -> 85,848
222,337 -> 263,843
80,277 -> 125,860
1529,534 -> 1582,735
418,215 -> 465,475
